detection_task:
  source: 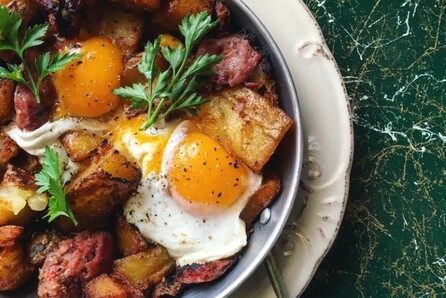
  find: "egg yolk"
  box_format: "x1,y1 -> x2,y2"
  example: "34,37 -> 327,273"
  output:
53,37 -> 123,117
167,132 -> 248,208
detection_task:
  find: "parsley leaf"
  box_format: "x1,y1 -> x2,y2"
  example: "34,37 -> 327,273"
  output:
113,11 -> 222,130
0,5 -> 82,103
35,146 -> 78,225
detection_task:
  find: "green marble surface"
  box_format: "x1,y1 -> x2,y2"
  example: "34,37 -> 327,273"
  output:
300,0 -> 446,297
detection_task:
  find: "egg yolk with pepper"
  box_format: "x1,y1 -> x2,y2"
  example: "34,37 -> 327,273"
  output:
53,37 -> 123,117
167,131 -> 248,208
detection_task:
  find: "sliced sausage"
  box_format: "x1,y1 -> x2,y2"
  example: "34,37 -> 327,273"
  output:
177,257 -> 237,284
151,257 -> 237,297
197,34 -> 261,87
38,232 -> 114,298
14,76 -> 56,131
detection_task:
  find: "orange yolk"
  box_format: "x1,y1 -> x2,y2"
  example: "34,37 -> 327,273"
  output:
167,132 -> 248,208
53,37 -> 123,117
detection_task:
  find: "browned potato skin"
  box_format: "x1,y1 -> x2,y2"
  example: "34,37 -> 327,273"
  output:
56,143 -> 141,231
61,130 -> 104,162
0,226 -> 35,291
0,165 -> 37,226
85,274 -> 127,298
0,79 -> 15,124
0,130 -> 19,166
2,164 -> 37,190
114,245 -> 175,291
85,273 -> 144,298
93,7 -> 144,56
194,87 -> 293,173
116,216 -> 149,257
151,0 -> 214,32
26,229 -> 66,267
240,173 -> 281,225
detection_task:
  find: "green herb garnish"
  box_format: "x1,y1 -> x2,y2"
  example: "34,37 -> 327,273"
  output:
35,146 -> 78,225
113,11 -> 223,130
0,6 -> 82,103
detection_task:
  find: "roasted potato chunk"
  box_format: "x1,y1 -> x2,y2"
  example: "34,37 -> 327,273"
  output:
61,130 -> 104,162
240,173 -> 281,225
194,87 -> 293,173
85,273 -> 144,298
56,143 -> 141,231
0,79 -> 15,124
0,165 -> 43,226
151,0 -> 213,32
94,7 -> 144,56
116,216 -> 149,257
0,226 -> 35,291
114,245 -> 175,291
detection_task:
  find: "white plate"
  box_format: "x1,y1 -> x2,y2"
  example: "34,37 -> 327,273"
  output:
232,0 -> 354,297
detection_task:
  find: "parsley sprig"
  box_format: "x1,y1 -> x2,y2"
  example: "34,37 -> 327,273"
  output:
0,6 -> 82,103
35,146 -> 78,225
113,11 -> 223,130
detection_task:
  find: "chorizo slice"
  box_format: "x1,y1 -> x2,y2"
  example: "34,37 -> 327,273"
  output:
197,34 -> 261,87
38,232 -> 114,298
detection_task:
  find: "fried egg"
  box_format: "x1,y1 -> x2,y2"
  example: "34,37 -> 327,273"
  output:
121,120 -> 262,266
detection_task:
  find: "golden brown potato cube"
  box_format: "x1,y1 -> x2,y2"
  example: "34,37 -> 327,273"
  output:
85,273 -> 144,298
151,0 -> 214,32
0,226 -> 35,291
95,8 -> 144,56
57,143 -> 141,231
0,165 -> 42,226
85,274 -> 127,298
0,79 -> 15,124
240,173 -> 281,225
116,216 -> 149,257
114,245 -> 175,291
61,130 -> 104,162
194,87 -> 293,173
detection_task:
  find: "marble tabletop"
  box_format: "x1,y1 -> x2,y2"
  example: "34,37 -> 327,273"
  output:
300,0 -> 446,297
